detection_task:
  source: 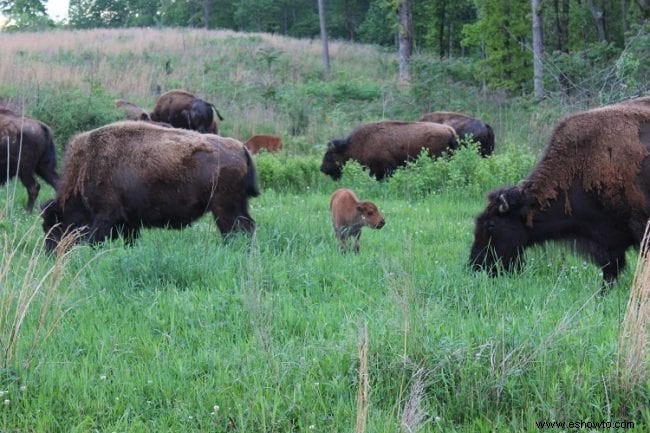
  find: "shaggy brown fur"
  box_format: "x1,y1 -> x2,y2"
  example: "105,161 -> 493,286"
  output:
149,89 -> 222,134
42,121 -> 259,251
0,111 -> 59,212
330,188 -> 385,253
321,121 -> 458,180
245,134 -> 283,154
419,111 -> 494,156
469,102 -> 650,287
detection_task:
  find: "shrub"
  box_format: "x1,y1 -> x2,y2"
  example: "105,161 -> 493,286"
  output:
30,83 -> 122,150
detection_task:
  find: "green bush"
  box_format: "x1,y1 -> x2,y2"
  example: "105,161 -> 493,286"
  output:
30,83 -> 121,150
254,153 -> 327,192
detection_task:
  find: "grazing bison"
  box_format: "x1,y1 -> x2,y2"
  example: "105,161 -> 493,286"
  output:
330,188 -> 385,253
469,100 -> 650,289
41,121 -> 259,252
245,134 -> 283,154
419,111 -> 495,157
150,89 -> 224,134
321,121 -> 458,180
0,110 -> 59,212
114,99 -> 151,121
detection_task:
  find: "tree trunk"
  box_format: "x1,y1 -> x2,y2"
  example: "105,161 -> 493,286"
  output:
397,0 -> 412,82
438,0 -> 446,58
621,0 -> 629,39
203,0 -> 210,29
532,0 -> 545,100
586,0 -> 608,42
318,0 -> 330,79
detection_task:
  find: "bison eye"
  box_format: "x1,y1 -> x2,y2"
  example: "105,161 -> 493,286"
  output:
367,211 -> 374,216
486,220 -> 496,233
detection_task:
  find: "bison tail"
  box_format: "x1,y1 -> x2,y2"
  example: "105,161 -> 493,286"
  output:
244,148 -> 260,197
209,103 -> 225,121
41,124 -> 57,168
484,124 -> 495,156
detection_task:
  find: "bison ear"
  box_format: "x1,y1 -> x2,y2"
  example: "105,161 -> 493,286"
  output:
491,187 -> 529,215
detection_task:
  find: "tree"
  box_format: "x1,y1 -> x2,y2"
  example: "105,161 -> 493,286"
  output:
0,0 -> 52,30
318,0 -> 331,78
397,0 -> 412,81
532,0 -> 544,99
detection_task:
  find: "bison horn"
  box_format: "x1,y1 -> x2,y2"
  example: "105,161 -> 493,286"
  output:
498,194 -> 509,213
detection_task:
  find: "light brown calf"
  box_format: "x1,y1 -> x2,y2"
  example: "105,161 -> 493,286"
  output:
245,134 -> 283,154
330,188 -> 385,253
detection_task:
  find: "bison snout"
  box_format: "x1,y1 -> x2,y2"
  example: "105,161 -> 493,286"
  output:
376,219 -> 385,229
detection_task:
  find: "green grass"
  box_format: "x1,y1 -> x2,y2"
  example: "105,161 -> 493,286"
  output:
1,26 -> 648,432
0,182 -> 647,432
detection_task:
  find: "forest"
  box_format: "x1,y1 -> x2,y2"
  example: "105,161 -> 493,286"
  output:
2,0 -> 649,101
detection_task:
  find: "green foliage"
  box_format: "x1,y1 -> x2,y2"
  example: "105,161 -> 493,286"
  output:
254,153 -> 327,193
0,0 -> 52,31
29,83 -> 122,149
461,0 -> 532,92
301,79 -> 382,103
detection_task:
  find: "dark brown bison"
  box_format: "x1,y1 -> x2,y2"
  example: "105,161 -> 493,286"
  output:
469,99 -> 650,289
149,89 -> 224,134
321,121 -> 458,180
0,110 -> 59,212
41,121 -> 259,252
244,134 -> 283,154
330,188 -> 385,253
419,111 -> 495,157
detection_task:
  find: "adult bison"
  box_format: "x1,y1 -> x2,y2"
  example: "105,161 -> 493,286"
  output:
41,121 -> 259,252
149,89 -> 224,134
0,110 -> 59,212
320,121 -> 458,180
469,99 -> 650,289
419,111 -> 495,157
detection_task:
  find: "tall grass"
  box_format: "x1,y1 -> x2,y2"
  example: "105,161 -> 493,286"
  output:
618,222 -> 650,406
0,212 -> 80,372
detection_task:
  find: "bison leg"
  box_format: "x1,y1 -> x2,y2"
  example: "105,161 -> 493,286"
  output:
597,251 -> 626,295
18,172 -> 40,213
353,232 -> 362,254
87,213 -> 119,244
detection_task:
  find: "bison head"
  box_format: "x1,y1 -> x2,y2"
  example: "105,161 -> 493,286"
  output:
469,186 -> 532,276
41,199 -> 64,252
358,201 -> 385,229
320,139 -> 349,180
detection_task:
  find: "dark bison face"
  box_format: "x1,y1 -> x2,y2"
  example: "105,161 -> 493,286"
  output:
321,141 -> 349,180
190,100 -> 213,133
41,199 -> 64,252
469,186 -> 532,275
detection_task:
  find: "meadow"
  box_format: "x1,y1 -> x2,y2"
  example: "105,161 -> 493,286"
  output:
0,28 -> 649,432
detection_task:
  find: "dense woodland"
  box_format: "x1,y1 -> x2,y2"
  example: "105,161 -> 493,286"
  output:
1,0 -> 649,101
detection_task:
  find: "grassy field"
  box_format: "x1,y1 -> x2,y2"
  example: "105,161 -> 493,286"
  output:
1,28 -> 649,432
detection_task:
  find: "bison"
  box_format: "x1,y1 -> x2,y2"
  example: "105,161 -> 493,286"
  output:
41,121 -> 259,252
114,99 -> 151,121
469,99 -> 650,289
0,110 -> 59,212
150,89 -> 224,134
330,188 -> 385,253
244,134 -> 283,154
419,111 -> 495,157
321,121 -> 458,180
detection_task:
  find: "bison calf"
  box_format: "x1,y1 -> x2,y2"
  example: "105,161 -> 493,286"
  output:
330,188 -> 385,253
244,135 -> 283,154
41,121 -> 259,252
0,110 -> 59,212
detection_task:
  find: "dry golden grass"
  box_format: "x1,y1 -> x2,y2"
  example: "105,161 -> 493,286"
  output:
618,222 -> 650,396
355,323 -> 370,433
